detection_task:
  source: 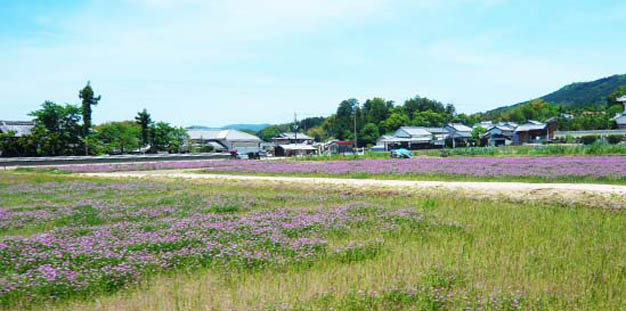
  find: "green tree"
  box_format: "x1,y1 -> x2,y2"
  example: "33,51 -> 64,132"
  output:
332,99 -> 360,140
471,127 -> 487,146
95,121 -> 141,154
79,82 -> 101,136
29,101 -> 83,156
362,98 -> 392,125
607,85 -> 626,108
359,123 -> 380,147
149,122 -> 188,152
306,127 -> 327,142
0,131 -> 20,157
257,126 -> 284,142
380,111 -> 409,133
404,96 -> 446,116
412,110 -> 446,127
134,109 -> 153,146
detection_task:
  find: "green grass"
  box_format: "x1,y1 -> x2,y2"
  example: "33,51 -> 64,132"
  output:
292,144 -> 626,161
414,144 -> 626,157
2,172 -> 626,310
197,169 -> 626,185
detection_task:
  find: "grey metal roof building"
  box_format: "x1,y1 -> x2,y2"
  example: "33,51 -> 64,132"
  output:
272,132 -> 315,145
0,121 -> 35,137
514,120 -> 547,132
275,132 -> 313,140
186,129 -> 261,153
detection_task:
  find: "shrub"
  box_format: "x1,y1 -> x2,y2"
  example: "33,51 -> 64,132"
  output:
581,135 -> 599,145
607,135 -> 624,145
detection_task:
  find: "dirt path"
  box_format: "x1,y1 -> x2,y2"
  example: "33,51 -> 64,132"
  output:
82,170 -> 626,197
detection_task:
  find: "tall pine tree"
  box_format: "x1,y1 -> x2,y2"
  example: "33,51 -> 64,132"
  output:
79,81 -> 101,136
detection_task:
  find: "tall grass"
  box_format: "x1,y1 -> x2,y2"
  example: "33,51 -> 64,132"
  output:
2,172 -> 626,310
415,143 -> 626,157
291,144 -> 626,161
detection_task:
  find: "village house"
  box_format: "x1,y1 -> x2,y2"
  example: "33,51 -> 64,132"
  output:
0,120 -> 35,137
614,95 -> 626,129
383,127 -> 433,150
270,132 -> 317,157
473,121 -> 494,131
423,127 -> 449,147
513,120 -> 557,145
444,123 -> 473,148
272,132 -> 314,145
325,140 -> 354,154
274,144 -> 318,157
482,122 -> 517,147
186,129 -> 262,153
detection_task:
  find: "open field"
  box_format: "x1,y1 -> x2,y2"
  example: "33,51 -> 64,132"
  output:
293,145 -> 626,162
194,156 -> 626,185
1,171 -> 626,310
26,155 -> 626,185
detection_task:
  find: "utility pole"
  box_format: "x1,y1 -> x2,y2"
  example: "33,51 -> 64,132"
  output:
294,112 -> 298,143
353,103 -> 358,153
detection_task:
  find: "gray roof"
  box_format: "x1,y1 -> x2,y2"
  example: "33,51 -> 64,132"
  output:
397,127 -> 432,137
515,121 -> 547,132
617,95 -> 626,102
0,121 -> 35,137
446,123 -> 473,132
186,129 -> 261,142
474,121 -> 494,130
276,132 -> 313,140
489,122 -> 517,132
424,127 -> 450,134
380,136 -> 432,143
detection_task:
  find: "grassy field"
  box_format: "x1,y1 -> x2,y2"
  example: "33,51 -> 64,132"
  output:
292,144 -> 626,161
198,169 -> 626,185
1,172 -> 626,310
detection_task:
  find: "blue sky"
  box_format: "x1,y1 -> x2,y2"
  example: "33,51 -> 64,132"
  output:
2,0 -> 626,127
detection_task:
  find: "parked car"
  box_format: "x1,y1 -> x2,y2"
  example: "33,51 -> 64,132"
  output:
247,152 -> 261,160
390,148 -> 412,159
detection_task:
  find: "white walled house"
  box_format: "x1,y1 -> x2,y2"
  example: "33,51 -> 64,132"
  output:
186,129 -> 262,153
614,95 -> 626,129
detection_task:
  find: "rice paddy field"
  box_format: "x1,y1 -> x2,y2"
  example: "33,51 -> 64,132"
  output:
1,171 -> 626,310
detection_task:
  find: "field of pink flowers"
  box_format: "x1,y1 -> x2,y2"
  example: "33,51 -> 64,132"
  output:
54,156 -> 626,182
0,175 -> 428,308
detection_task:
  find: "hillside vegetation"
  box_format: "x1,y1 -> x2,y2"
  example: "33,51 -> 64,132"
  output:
489,74 -> 626,113
253,74 -> 626,146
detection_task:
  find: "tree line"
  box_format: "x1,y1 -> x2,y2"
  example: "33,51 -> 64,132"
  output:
257,85 -> 626,147
3,83 -> 625,156
0,83 -> 187,157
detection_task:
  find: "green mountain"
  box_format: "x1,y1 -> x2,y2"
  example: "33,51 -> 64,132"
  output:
488,74 -> 626,113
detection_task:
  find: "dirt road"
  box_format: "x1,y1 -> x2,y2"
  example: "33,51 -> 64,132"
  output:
82,170 -> 626,197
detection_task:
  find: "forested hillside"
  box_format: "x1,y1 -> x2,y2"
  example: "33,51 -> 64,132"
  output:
489,74 -> 626,114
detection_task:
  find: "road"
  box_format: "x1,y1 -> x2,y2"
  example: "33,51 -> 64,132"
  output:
82,170 -> 626,198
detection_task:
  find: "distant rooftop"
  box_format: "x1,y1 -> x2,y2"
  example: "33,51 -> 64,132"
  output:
446,123 -> 472,132
0,120 -> 35,137
186,129 -> 261,141
397,127 -> 432,137
515,121 -> 547,132
275,132 -> 313,140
